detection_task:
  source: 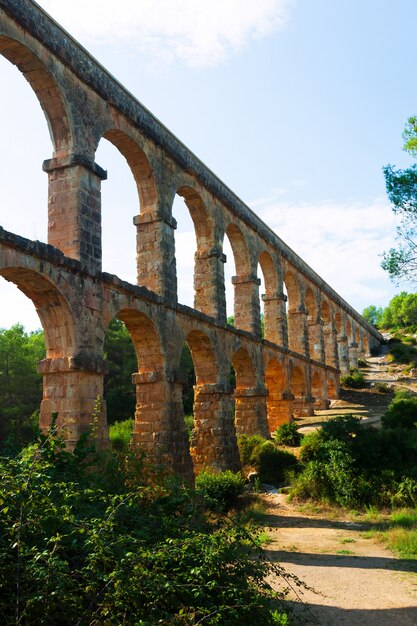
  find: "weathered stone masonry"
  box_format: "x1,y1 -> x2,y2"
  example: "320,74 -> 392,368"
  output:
0,0 -> 382,479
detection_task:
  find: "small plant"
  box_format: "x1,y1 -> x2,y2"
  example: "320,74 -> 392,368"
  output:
358,357 -> 368,368
195,469 -> 245,512
273,421 -> 303,447
109,418 -> 134,451
237,434 -> 267,466
374,382 -> 391,394
184,414 -> 194,439
340,368 -> 365,389
250,441 -> 298,486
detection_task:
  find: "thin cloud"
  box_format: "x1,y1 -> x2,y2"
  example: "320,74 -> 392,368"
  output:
254,195 -> 400,310
38,0 -> 292,67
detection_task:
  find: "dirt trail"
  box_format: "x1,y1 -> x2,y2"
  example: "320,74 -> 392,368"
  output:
266,351 -> 417,625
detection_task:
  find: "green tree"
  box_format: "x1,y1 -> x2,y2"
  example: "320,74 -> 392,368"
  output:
362,305 -> 383,327
382,117 -> 417,282
0,324 -> 45,450
103,318 -> 137,424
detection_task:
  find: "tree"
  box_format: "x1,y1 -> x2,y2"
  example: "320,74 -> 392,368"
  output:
362,305 -> 383,327
382,117 -> 417,282
0,324 -> 45,450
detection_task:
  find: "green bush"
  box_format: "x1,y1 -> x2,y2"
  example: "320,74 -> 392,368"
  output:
109,418 -> 134,451
273,421 -> 303,447
388,340 -> 417,364
250,441 -> 298,485
382,394 -> 417,429
238,434 -> 267,466
392,478 -> 417,508
0,432 -> 291,625
195,470 -> 245,512
340,368 -> 365,389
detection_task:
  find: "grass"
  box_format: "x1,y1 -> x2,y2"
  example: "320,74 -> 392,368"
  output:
339,537 -> 355,544
336,549 -> 355,555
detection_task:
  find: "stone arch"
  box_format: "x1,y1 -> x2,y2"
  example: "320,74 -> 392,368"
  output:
231,347 -> 257,389
0,267 -> 75,358
0,36 -> 70,154
327,373 -> 338,399
258,250 -> 281,343
103,129 -> 158,211
284,270 -> 301,309
224,223 -> 259,333
174,185 -> 219,315
186,329 -> 218,384
290,365 -> 306,397
321,299 -> 331,324
265,357 -> 291,431
225,223 -> 250,276
305,286 -> 317,318
117,308 -> 164,372
311,369 -> 328,409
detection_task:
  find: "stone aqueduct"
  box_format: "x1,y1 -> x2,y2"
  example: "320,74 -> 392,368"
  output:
0,0 -> 381,479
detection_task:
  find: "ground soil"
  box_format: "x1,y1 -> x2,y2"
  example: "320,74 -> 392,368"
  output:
265,348 -> 417,625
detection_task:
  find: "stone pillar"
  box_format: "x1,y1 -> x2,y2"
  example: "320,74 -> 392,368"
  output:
43,154 -> 107,273
234,387 -> 269,438
261,292 -> 288,347
308,316 -> 325,362
266,391 -> 294,433
337,335 -> 350,374
314,388 -> 330,410
323,325 -> 339,368
287,305 -> 309,356
191,383 -> 241,473
348,342 -> 359,369
131,370 -> 194,482
292,394 -> 315,418
38,355 -> 108,448
133,209 -> 177,304
194,246 -> 227,322
232,274 -> 262,336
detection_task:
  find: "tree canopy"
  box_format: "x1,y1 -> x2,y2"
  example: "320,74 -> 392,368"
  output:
382,117 -> 417,282
362,291 -> 417,329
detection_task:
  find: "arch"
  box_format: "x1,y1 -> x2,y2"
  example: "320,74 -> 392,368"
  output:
265,358 -> 290,431
290,365 -> 306,397
0,267 -> 75,358
305,286 -> 317,318
321,299 -> 331,324
327,374 -> 338,399
117,308 -> 164,372
284,270 -> 301,310
346,318 -> 352,340
231,347 -> 256,389
225,223 -> 250,276
103,129 -> 158,211
258,251 -> 278,297
177,186 -> 213,247
186,330 -> 218,384
334,310 -> 342,334
311,370 -> 322,399
0,36 -> 70,153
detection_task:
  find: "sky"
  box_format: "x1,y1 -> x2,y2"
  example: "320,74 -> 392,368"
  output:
1,0 -> 417,331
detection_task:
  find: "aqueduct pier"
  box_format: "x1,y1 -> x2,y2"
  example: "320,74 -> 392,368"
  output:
0,0 -> 381,479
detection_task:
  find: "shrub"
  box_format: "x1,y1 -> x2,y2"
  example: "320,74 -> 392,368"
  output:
238,434 -> 267,466
184,414 -> 194,439
250,441 -> 298,485
358,357 -> 368,368
388,340 -> 417,364
374,382 -> 391,393
273,421 -> 303,447
340,368 -> 365,389
392,478 -> 417,508
382,394 -> 417,429
109,418 -> 134,451
0,432 -> 291,625
195,470 -> 245,512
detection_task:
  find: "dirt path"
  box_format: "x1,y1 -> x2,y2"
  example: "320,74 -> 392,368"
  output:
265,351 -> 417,624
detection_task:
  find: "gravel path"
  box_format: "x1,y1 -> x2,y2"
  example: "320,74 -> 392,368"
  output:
266,350 -> 417,624
266,494 -> 417,625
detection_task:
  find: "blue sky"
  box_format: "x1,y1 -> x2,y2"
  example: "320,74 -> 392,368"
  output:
1,0 -> 417,330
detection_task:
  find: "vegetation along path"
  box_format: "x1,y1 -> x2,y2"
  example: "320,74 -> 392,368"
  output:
265,351 -> 417,624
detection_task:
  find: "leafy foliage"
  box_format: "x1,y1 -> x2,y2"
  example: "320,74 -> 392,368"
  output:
291,413 -> 417,508
0,430 -> 294,625
103,318 -> 137,424
273,422 -> 303,447
0,324 -> 45,452
195,470 -> 245,512
340,368 -> 365,389
381,390 -> 417,429
109,417 -> 134,451
382,117 -> 417,282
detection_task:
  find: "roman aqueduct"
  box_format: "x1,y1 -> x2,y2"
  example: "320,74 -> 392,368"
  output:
0,0 -> 382,480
